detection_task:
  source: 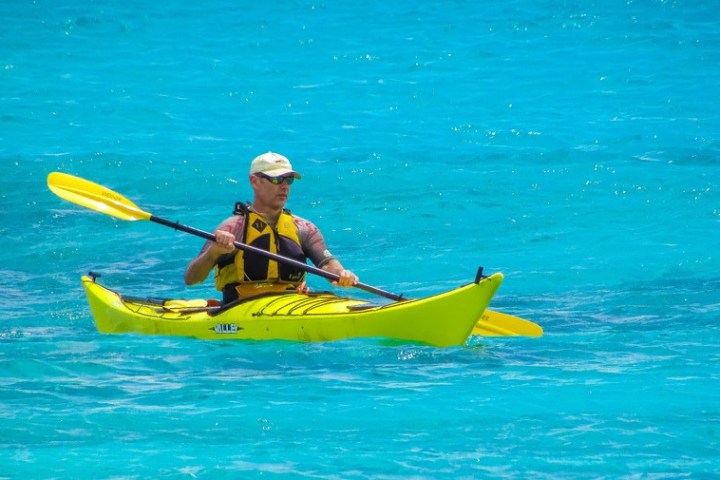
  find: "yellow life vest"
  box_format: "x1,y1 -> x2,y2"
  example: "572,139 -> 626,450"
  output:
214,207 -> 306,299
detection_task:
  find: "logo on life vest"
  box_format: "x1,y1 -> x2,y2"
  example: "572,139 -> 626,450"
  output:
212,323 -> 241,334
252,219 -> 267,232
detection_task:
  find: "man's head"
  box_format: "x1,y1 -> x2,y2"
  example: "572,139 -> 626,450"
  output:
249,152 -> 301,179
249,152 -> 301,214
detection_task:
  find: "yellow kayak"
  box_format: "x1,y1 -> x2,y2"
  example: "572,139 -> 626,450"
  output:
82,272 -> 504,347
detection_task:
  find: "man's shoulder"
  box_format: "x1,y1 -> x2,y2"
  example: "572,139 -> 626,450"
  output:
221,213 -> 244,223
291,214 -> 320,233
218,214 -> 245,230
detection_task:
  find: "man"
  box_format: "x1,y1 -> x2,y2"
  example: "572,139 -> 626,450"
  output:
184,151 -> 359,303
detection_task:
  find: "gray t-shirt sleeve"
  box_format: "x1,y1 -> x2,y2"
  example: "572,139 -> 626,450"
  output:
295,216 -> 336,268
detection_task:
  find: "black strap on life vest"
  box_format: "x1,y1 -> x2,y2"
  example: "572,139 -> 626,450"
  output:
233,201 -> 249,216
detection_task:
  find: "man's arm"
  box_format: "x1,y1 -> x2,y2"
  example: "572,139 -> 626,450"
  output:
295,217 -> 359,288
184,230 -> 236,285
321,258 -> 359,287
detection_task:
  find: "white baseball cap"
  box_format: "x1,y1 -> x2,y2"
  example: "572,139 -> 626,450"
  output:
249,152 -> 301,178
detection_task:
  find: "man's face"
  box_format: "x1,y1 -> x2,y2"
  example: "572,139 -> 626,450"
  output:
250,173 -> 294,211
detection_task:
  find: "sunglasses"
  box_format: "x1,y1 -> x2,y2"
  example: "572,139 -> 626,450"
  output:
256,173 -> 295,185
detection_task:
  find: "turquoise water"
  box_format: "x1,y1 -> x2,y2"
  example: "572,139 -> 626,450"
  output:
2,0 -> 719,477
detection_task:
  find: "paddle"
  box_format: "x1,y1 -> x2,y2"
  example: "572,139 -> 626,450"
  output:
472,309 -> 543,337
47,171 -> 542,337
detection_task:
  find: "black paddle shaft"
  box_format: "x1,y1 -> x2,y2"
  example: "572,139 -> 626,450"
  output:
150,215 -> 404,301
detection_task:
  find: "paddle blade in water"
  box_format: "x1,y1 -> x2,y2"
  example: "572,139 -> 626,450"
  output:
47,172 -> 151,222
473,309 -> 543,337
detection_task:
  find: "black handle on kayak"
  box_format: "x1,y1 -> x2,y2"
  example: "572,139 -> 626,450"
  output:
151,215 -> 405,302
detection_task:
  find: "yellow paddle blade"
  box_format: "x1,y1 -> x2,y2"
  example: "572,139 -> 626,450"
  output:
472,309 -> 543,337
47,172 -> 151,222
